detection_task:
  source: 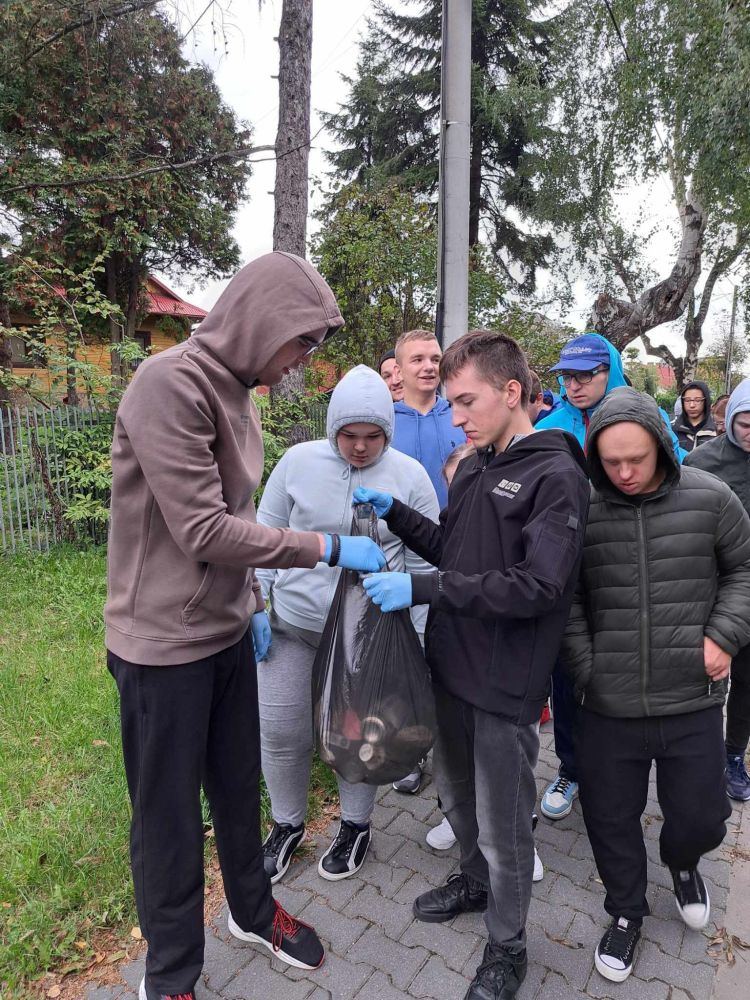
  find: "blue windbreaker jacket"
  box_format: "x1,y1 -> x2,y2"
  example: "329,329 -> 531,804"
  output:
536,334 -> 686,462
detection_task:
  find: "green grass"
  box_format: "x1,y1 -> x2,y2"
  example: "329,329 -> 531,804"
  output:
0,548 -> 339,996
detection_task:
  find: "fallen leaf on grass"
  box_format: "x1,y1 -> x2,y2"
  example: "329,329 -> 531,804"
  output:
74,939 -> 87,950
106,949 -> 128,964
92,739 -> 109,747
130,926 -> 142,940
46,987 -> 61,998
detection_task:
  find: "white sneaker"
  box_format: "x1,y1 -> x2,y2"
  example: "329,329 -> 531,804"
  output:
426,816 -> 457,850
533,847 -> 544,882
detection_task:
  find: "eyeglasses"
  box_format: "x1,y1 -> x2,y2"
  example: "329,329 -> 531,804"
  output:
299,335 -> 321,356
683,396 -> 704,405
558,366 -> 609,387
299,325 -> 343,356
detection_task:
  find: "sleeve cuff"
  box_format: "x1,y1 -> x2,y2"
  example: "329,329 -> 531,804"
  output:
411,571 -> 438,606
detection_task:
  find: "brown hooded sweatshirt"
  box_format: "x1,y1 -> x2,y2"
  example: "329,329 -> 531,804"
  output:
105,252 -> 344,665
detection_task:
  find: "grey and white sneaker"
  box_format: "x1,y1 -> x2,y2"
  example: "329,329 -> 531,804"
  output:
262,821 -> 305,884
318,819 -> 371,880
393,763 -> 423,794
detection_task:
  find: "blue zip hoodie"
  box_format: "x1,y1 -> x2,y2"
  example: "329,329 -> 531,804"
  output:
536,333 -> 686,462
392,396 -> 467,507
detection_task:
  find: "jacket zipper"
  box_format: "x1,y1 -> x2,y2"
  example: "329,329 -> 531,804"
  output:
635,506 -> 651,716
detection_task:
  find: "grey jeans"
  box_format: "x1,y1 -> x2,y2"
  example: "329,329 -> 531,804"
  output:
432,682 -> 539,950
257,614 -> 377,827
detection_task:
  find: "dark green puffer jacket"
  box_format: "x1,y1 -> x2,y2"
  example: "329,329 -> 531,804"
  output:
563,387 -> 750,718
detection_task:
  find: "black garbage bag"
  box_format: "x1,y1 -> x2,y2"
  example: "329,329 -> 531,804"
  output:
312,503 -> 437,785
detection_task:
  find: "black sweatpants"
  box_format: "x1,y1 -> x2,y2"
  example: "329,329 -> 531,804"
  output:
575,706 -> 730,923
726,643 -> 750,757
107,629 -> 274,993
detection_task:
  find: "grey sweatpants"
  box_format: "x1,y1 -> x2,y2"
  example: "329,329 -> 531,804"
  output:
433,682 -> 539,950
257,615 -> 377,827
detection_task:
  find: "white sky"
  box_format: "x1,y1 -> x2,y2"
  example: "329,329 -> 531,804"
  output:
161,0 -> 744,367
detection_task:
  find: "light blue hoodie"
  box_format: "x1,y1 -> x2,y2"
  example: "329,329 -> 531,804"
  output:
256,365 -> 439,633
726,377 -> 750,448
536,333 -> 686,462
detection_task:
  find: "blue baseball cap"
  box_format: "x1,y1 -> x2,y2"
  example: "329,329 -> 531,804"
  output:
549,334 -> 612,373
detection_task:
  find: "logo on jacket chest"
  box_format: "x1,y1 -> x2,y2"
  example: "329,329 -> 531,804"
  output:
492,478 -> 523,499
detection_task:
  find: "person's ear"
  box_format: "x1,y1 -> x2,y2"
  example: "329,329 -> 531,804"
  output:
505,379 -> 523,409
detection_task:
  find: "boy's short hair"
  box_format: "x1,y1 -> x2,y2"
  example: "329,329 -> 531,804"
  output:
529,372 -> 542,399
394,328 -> 439,362
439,329 -> 532,406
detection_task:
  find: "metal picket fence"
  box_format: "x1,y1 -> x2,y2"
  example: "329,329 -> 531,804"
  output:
0,399 -> 331,555
0,404 -> 114,553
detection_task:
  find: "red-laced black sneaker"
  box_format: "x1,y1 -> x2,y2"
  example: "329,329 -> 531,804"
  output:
228,899 -> 325,970
139,977 -> 195,1000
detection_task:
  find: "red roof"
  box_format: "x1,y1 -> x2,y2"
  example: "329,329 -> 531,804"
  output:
146,276 -> 207,320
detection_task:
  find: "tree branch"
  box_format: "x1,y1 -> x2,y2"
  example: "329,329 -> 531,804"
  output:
23,1 -> 162,62
590,188 -> 706,350
640,330 -> 679,370
0,125 -> 325,195
695,229 -> 748,329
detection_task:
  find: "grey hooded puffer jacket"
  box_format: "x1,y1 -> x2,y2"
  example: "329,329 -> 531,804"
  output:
563,387 -> 750,718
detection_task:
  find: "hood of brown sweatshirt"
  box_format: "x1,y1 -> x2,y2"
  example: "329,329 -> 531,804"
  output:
105,252 -> 343,665
191,250 -> 344,387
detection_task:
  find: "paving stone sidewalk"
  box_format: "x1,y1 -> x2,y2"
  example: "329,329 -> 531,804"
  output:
92,722 -> 748,1000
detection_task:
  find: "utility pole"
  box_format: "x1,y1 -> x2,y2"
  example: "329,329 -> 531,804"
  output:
725,284 -> 738,394
435,0 -> 472,351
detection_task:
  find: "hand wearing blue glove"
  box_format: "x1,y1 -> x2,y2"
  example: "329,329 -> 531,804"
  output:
363,572 -> 413,612
352,486 -> 393,518
322,533 -> 387,572
251,610 -> 272,662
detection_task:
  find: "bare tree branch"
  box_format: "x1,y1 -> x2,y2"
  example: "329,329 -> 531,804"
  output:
0,125 -> 326,195
639,330 -> 679,369
590,189 -> 706,350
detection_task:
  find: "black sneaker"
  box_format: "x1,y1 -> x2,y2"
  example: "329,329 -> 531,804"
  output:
139,977 -> 195,1000
671,866 -> 710,929
263,821 -> 305,884
464,940 -> 527,1000
228,900 -> 324,969
318,819 -> 371,881
413,871 -> 488,923
594,917 -> 641,982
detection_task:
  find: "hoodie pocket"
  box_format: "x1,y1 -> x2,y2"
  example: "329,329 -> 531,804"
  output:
181,563 -> 253,638
182,563 -> 217,622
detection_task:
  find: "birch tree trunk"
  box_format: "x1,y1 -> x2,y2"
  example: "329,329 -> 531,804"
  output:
270,0 -> 313,424
589,190 -> 706,351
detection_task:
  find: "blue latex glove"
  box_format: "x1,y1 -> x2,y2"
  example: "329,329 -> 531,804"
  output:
363,572 -> 413,612
251,610 -> 272,662
322,534 -> 387,572
352,486 -> 393,518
